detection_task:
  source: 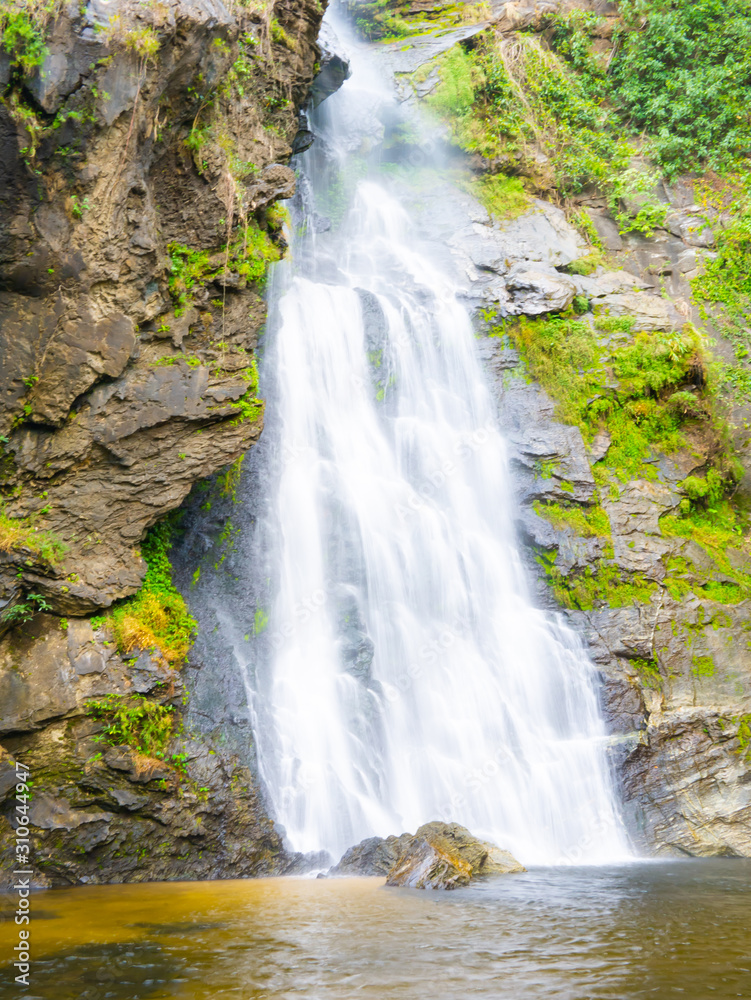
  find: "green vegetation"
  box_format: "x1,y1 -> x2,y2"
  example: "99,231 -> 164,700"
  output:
229,359 -> 264,426
0,0 -> 55,74
123,25 -> 160,61
253,607 -> 268,634
426,33 -> 630,196
270,18 -> 296,51
424,0 -> 751,230
466,173 -> 530,221
735,714 -> 751,759
611,0 -> 751,176
540,554 -> 657,611
632,656 -> 662,690
87,694 -> 175,758
218,455 -> 245,500
691,654 -> 715,678
661,505 -> 751,604
509,310 -> 751,609
692,197 -> 751,395
348,0 -> 491,42
347,0 -> 416,41
100,517 -> 197,666
168,224 -> 280,315
0,593 -> 52,629
0,507 -> 67,565
533,500 -> 611,538
511,315 -> 709,482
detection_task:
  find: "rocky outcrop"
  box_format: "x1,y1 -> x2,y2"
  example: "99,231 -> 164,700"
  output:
0,0 -> 333,887
331,832 -> 415,876
0,0 -> 327,615
0,613 -> 305,887
381,11 -> 751,859
331,822 -> 526,888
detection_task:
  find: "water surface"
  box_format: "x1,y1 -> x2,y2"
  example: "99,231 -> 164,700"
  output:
2,862 -> 750,999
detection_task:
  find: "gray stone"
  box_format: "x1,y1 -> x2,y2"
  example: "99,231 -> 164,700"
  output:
593,291 -> 678,331
585,210 -> 624,251
385,822 -> 525,889
29,792 -> 111,831
0,747 -> 18,800
506,262 -> 577,314
330,833 -> 413,876
310,21 -> 351,107
665,212 -> 715,248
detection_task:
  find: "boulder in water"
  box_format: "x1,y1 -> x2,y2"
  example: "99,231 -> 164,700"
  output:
331,822 -> 525,889
329,833 -> 414,876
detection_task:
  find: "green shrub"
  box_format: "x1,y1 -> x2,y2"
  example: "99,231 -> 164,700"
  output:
104,517 -> 197,666
1,4 -> 49,73
611,0 -> 751,175
87,694 -> 174,758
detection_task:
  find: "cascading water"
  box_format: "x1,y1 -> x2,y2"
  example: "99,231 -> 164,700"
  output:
242,13 -> 629,866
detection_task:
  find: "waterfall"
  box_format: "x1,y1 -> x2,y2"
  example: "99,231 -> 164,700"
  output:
242,13 -> 629,866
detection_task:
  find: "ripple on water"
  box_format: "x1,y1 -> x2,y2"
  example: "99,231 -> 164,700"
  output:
0,862 -> 749,1000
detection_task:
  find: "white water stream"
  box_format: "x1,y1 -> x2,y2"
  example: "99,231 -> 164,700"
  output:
249,14 -> 629,866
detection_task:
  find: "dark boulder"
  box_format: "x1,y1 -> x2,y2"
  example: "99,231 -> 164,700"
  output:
331,821 -> 525,889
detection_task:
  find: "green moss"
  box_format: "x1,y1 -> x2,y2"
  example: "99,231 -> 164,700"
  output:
660,497 -> 751,602
218,455 -> 244,501
87,694 -> 174,758
168,224 -> 280,316
351,0 -> 422,40
540,555 -> 657,611
253,607 -> 268,635
533,500 -> 611,538
229,360 -> 264,426
510,315 -> 707,483
0,507 -> 67,565
466,173 -> 530,221
632,656 -> 662,690
691,654 -> 716,678
734,714 -> 751,759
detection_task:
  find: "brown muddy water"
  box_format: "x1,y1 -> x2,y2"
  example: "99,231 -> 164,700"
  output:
1,862 -> 750,999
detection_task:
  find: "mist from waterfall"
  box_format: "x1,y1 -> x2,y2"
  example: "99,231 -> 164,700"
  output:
242,11 -> 630,867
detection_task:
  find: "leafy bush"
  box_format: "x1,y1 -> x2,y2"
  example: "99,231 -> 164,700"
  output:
427,34 -> 631,194
87,694 -> 174,758
1,2 -> 51,73
611,0 -> 751,175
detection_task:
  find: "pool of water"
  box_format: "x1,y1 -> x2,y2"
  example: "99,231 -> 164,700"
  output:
1,862 -> 750,999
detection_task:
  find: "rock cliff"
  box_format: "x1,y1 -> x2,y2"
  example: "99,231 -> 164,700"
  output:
0,0 -> 332,887
381,0 -> 751,857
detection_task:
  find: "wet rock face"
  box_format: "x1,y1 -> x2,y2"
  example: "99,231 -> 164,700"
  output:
330,833 -> 415,876
0,0 -> 325,616
0,616 -> 306,890
332,822 -> 526,889
385,26 -> 751,857
484,324 -> 751,858
0,0 -> 331,886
